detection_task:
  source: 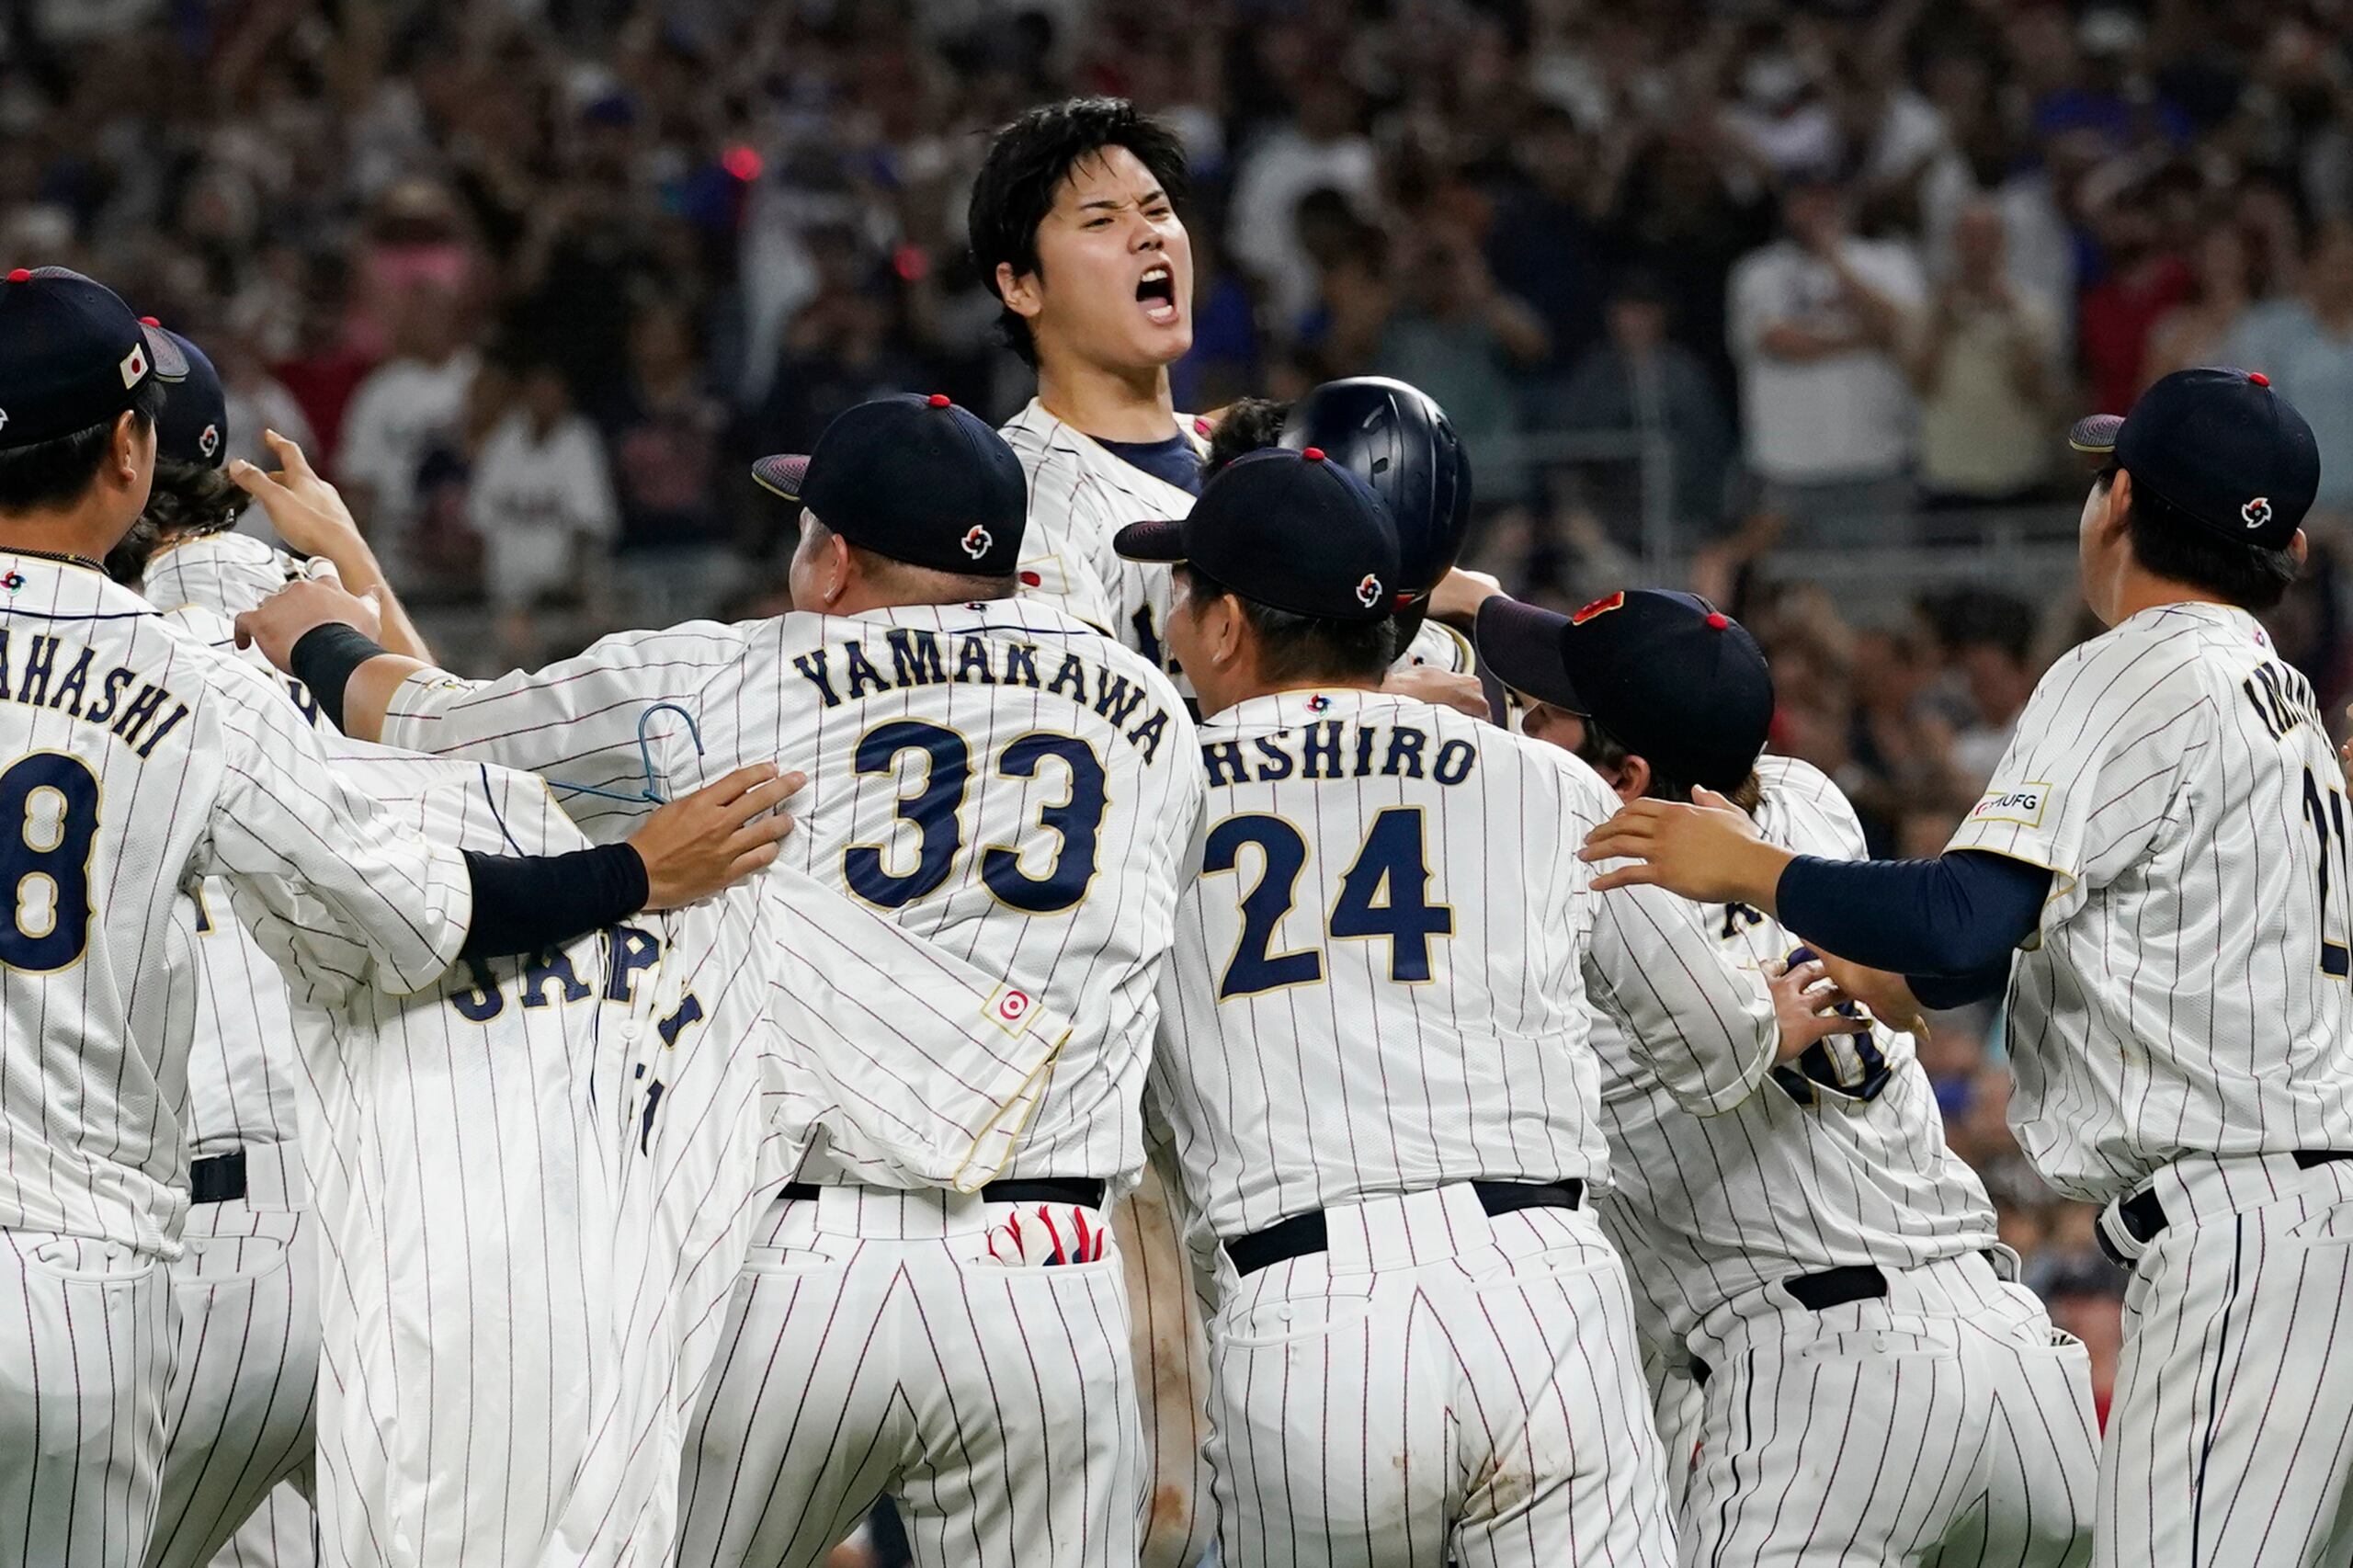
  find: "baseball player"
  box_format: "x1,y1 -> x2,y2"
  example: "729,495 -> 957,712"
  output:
1586,367 -> 2353,1568
234,392 -> 1203,1568
0,266 -> 787,1568
101,328 -> 349,1568
1479,587 -> 2098,1564
260,736 -> 1074,1568
1112,448 -> 1856,1567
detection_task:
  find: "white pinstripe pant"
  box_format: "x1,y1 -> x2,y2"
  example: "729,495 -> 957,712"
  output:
1201,1185 -> 1674,1568
2097,1153 -> 2353,1568
149,1149 -> 318,1568
0,1229 -> 176,1568
205,1483 -> 315,1568
676,1186 -> 1144,1568
1678,1253 -> 2097,1566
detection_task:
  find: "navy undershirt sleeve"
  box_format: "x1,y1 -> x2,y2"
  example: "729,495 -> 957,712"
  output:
1907,958 -> 2017,1011
1772,849 -> 2052,978
458,845 -> 649,961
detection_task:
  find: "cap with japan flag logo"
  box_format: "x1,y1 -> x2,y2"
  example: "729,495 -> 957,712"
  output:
0,267 -> 187,450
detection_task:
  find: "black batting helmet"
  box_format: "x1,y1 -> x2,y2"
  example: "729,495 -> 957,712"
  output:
1279,377 -> 1472,615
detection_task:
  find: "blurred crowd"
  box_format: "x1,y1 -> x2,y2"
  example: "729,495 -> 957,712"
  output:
15,0 -> 2353,1424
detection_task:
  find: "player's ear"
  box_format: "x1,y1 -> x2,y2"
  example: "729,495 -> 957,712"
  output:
995,261 -> 1043,323
2291,528 -> 2311,568
1617,753 -> 1652,805
2102,465 -> 2135,540
110,407 -> 151,485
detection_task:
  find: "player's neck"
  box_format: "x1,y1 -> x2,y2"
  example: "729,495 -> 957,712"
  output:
0,505 -> 128,571
1035,356 -> 1177,444
2108,565 -> 2233,625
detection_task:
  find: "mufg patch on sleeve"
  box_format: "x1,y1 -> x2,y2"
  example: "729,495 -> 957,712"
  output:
1968,783 -> 2052,829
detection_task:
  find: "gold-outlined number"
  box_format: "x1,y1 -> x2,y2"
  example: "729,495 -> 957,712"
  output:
844,720 -> 1108,915
1203,808 -> 1454,998
2303,765 -> 2351,978
0,754 -> 99,971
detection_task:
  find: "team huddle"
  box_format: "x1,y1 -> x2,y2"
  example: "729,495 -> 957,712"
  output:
1,94 -> 2349,1568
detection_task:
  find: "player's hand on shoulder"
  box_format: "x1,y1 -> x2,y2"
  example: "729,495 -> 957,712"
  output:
1767,957 -> 1869,1063
628,764 -> 805,909
234,577 -> 383,671
229,430 -> 367,560
1382,664 -> 1489,720
1582,786 -> 1792,904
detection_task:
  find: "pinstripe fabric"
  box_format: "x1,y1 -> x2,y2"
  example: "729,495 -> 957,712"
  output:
1947,603 -> 2353,1206
206,1482 -> 316,1568
2095,1154 -> 2353,1567
1588,756 -> 2001,1357
1201,1187 -> 1672,1568
0,1230 -> 175,1567
676,1187 -> 1142,1568
1678,1254 -> 2097,1565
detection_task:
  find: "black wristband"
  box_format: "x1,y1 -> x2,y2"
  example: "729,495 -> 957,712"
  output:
288,622 -> 390,732
458,844 -> 651,961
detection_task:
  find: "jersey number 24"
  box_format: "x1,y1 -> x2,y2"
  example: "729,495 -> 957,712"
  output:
1203,809 -> 1454,998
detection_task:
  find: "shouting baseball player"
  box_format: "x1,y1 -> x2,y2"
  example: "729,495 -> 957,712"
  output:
1480,587 -> 2098,1564
1585,367 -> 2353,1568
1115,448 -> 1855,1567
0,265 -> 785,1568
234,392 -> 1202,1568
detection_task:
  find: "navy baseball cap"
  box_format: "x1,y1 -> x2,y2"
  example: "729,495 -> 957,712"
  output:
751,393 -> 1027,575
2067,367 -> 2319,551
1476,589 -> 1774,793
1279,377 -> 1472,604
147,325 -> 228,468
1113,446 -> 1402,623
0,267 -> 186,450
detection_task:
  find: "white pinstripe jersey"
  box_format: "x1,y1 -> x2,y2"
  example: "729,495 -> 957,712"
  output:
1948,600 -> 2353,1204
277,744 -> 1072,1566
149,534 -> 336,1162
1150,687 -> 1779,1241
1590,755 -> 2000,1352
379,600 -> 1201,1188
1002,400 -> 1483,693
0,554 -> 468,1256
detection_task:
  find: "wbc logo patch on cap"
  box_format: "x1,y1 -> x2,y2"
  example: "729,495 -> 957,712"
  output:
2244,496 -> 2272,531
199,424 -> 220,459
1356,574 -> 1383,609
961,524 -> 994,560
1572,591 -> 1626,625
119,341 -> 147,388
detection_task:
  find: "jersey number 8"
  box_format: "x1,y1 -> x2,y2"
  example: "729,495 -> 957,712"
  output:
0,754 -> 100,971
847,720 -> 1108,914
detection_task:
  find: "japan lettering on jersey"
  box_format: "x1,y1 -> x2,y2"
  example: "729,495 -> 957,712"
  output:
248,744 -> 1074,1566
1150,689 -> 1778,1241
1948,602 -> 2353,1203
380,598 -> 1202,1187
1589,755 -> 2000,1354
0,555 -> 467,1256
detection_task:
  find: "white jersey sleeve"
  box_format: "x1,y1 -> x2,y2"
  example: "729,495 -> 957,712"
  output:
142,532 -> 334,623
1392,619 -> 1476,676
1946,622 -> 2210,923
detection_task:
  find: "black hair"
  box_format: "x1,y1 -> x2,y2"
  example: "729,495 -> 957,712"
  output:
1174,562 -> 1397,685
105,459 -> 250,585
0,379 -> 167,515
2108,465 -> 2300,612
966,97 -> 1192,366
1575,710 -> 1763,813
1199,398 -> 1290,483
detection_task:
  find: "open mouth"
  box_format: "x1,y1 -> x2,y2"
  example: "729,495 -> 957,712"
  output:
1134,265 -> 1178,323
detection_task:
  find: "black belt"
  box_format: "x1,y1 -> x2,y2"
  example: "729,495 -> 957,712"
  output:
189,1152 -> 246,1206
779,1178 -> 1105,1209
1224,1180 -> 1585,1278
2096,1150 -> 2353,1267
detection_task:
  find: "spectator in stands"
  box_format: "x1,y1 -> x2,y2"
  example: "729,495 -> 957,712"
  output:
1227,77 -> 1379,327
469,351 -> 619,669
1936,590 -> 2042,788
1558,271 -> 1735,542
596,300 -> 732,624
2142,223 -> 2256,386
335,279 -> 482,592
1727,172 -> 1927,541
1375,223 -> 1550,510
1484,108 -> 1611,371
2229,221 -> 2353,518
1908,200 -> 2063,508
